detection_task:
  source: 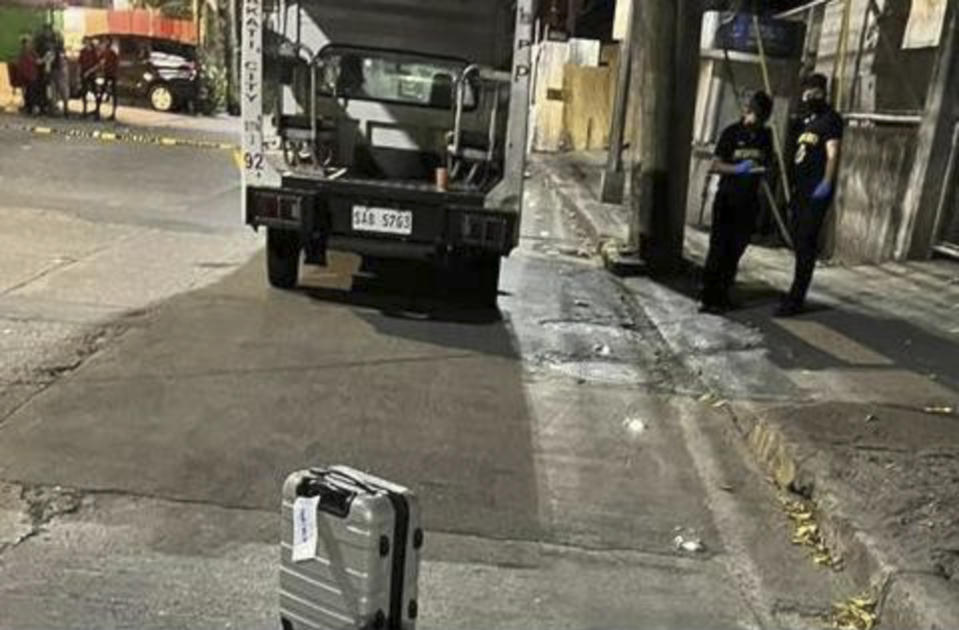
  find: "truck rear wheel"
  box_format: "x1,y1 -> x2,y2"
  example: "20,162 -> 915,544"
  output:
446,255 -> 501,308
475,256 -> 502,307
266,228 -> 300,289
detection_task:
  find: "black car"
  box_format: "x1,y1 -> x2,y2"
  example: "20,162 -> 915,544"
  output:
73,35 -> 200,112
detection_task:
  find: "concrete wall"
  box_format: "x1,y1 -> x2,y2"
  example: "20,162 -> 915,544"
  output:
827,124 -> 918,264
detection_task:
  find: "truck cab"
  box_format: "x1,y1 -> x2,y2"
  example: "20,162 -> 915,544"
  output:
242,0 -> 534,305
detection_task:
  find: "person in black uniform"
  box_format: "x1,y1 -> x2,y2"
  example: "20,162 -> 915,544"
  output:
777,73 -> 844,317
700,91 -> 774,314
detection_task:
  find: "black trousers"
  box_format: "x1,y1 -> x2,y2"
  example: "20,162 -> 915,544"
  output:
24,80 -> 42,113
702,194 -> 756,307
95,77 -> 117,119
81,77 -> 97,113
786,192 -> 831,307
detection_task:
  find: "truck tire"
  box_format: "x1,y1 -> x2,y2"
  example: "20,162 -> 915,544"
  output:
266,228 -> 300,289
474,256 -> 502,308
446,255 -> 501,308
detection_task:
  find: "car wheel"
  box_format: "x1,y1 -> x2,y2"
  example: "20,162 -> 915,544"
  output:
148,83 -> 175,112
266,228 -> 300,289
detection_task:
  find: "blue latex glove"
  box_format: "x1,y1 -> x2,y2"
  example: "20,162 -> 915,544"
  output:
733,160 -> 755,176
812,179 -> 833,200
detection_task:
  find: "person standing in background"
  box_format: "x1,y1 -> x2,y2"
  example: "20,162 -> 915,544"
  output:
95,38 -> 119,121
16,36 -> 40,115
79,37 -> 99,118
776,74 -> 844,317
700,91 -> 774,314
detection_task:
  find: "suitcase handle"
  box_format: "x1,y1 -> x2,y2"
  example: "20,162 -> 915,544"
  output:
297,476 -> 356,518
308,467 -> 380,495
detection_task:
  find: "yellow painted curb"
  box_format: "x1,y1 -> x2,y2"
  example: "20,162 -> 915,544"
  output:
10,121 -> 239,152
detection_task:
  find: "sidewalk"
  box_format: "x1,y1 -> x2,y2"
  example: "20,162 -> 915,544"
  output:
537,151 -> 959,629
0,89 -> 239,147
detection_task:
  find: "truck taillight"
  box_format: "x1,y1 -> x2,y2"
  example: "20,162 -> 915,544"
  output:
258,195 -> 280,218
254,193 -> 302,222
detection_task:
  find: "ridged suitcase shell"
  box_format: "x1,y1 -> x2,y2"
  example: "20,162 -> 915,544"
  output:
280,466 -> 421,630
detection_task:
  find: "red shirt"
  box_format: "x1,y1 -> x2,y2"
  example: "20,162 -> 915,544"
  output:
79,47 -> 97,74
100,48 -> 118,78
18,51 -> 38,83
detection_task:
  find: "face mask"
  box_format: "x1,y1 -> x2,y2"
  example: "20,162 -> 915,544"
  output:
804,96 -> 827,115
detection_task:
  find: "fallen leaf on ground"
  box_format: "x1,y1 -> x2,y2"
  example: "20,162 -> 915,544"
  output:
829,593 -> 877,630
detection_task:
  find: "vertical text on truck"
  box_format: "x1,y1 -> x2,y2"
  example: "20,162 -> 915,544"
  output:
241,0 -> 535,305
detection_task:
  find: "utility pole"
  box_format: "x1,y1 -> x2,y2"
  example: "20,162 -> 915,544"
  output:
600,0 -> 634,204
627,0 -> 701,272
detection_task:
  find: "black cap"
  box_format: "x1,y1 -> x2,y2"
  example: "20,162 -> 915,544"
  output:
749,91 -> 773,122
801,73 -> 829,92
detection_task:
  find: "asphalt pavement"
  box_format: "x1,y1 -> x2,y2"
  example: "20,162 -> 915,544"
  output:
0,125 -> 859,629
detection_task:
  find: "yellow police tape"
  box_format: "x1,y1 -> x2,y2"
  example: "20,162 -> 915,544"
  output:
2,120 -> 237,152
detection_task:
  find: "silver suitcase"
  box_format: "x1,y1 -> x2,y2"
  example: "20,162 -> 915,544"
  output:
280,466 -> 422,630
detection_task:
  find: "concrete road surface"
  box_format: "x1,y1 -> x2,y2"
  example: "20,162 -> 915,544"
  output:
0,127 -> 855,629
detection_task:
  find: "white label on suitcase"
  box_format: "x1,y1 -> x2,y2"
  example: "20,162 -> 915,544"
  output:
291,496 -> 319,562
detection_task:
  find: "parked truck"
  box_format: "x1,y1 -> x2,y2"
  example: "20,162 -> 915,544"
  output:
241,0 -> 535,305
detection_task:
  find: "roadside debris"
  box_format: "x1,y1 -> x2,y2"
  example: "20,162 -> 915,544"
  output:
574,299 -> 590,308
923,405 -> 955,415
865,414 -> 879,423
622,417 -> 647,436
673,535 -> 705,553
593,344 -> 612,357
828,593 -> 878,630
780,497 -> 843,571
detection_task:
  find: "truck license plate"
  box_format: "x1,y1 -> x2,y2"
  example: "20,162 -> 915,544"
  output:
352,206 -> 413,235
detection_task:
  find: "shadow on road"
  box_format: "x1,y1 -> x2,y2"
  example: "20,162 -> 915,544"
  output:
298,255 -> 517,358
0,253 -> 545,545
639,256 -> 958,392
